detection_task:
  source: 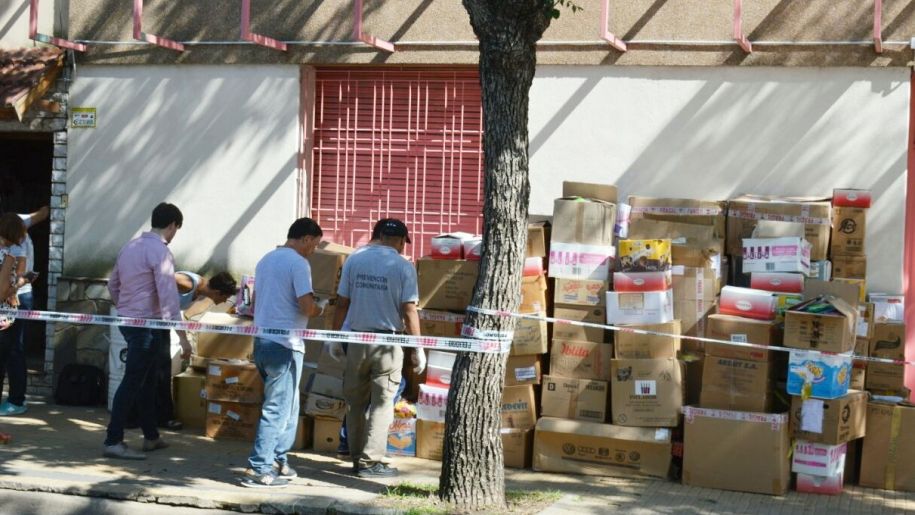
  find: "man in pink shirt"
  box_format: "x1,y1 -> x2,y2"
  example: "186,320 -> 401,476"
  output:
104,203 -> 191,460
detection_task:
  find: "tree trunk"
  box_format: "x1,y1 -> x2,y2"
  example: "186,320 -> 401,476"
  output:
440,1 -> 552,510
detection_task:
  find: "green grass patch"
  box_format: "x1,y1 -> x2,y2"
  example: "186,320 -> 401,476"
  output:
380,482 -> 563,514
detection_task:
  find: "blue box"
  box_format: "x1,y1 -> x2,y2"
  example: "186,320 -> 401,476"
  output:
387,418 -> 417,457
787,350 -> 852,400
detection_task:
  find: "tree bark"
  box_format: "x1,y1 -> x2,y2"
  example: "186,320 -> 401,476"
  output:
440,1 -> 552,510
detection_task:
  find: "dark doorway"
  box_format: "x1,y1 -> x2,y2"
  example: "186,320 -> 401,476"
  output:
0,132 -> 52,370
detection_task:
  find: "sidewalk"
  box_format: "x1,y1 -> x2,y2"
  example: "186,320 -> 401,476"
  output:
0,400 -> 913,514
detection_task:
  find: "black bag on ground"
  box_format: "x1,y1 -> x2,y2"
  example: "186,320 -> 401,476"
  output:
55,364 -> 105,406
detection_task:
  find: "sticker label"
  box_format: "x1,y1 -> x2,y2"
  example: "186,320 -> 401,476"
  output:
225,376 -> 239,385
227,410 -> 241,421
208,365 -> 221,376
730,334 -> 749,343
801,399 -> 825,434
635,380 -> 657,396
208,403 -> 222,415
515,366 -> 538,381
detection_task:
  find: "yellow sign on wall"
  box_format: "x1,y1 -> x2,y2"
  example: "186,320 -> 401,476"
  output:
70,107 -> 97,128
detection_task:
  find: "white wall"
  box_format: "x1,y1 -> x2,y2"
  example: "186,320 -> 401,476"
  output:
66,65 -> 301,277
0,0 -> 54,48
530,66 -> 909,293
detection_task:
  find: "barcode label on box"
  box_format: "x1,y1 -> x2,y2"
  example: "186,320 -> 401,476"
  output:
766,263 -> 775,271
515,366 -> 537,381
227,410 -> 241,421
208,403 -> 222,415
208,365 -> 221,376
225,376 -> 239,385
730,334 -> 748,343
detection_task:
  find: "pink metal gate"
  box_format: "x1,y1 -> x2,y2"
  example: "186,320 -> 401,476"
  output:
310,68 -> 484,260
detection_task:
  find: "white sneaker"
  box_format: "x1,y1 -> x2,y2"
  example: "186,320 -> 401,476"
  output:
104,442 -> 147,460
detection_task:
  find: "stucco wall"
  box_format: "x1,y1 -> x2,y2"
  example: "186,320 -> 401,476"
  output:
65,64 -> 301,277
0,0 -> 55,48
529,66 -> 909,293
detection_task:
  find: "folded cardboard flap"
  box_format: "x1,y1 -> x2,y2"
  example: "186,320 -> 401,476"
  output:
563,181 -> 618,203
535,416 -> 670,443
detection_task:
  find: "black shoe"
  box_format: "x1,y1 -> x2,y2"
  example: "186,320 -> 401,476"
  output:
162,420 -> 183,431
239,472 -> 289,489
274,461 -> 297,479
356,463 -> 399,478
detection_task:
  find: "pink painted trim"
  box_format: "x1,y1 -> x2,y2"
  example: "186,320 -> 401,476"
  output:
874,0 -> 884,54
906,69 -> 915,403
733,0 -> 752,53
241,0 -> 287,51
133,0 -> 185,52
29,0 -> 87,52
600,0 -> 627,52
353,0 -> 395,52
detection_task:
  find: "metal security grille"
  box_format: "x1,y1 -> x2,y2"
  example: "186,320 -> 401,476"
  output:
311,68 -> 484,260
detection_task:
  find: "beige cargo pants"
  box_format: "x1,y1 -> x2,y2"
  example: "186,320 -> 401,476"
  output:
343,343 -> 403,469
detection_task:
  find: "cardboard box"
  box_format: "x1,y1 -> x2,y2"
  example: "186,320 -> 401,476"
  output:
523,256 -> 545,277
741,237 -> 811,274
417,258 -> 479,311
700,356 -> 774,413
833,188 -> 872,208
857,303 -> 875,339
313,416 -> 342,453
793,441 -> 847,477
418,310 -> 463,338
860,403 -> 915,492
611,359 -> 684,427
831,206 -> 866,256
833,255 -> 867,280
727,197 -> 831,261
618,239 -> 672,272
462,237 -> 483,261
833,278 -> 866,303
549,340 -> 613,381
417,383 -> 449,422
195,313 -> 254,360
430,233 -> 473,259
784,296 -> 857,353
205,360 -> 263,404
304,392 -> 347,420
613,271 -> 672,292
425,350 -> 456,388
502,428 -> 534,469
614,320 -> 681,359
675,299 -> 716,339
605,291 -> 674,325
870,322 -> 906,360
505,354 -> 542,386
520,274 -> 548,313
533,417 -> 672,478
552,305 -> 606,343
851,366 -> 866,390
872,294 -> 905,323
306,247 -> 352,296
789,390 -> 867,445
865,362 -> 906,393
787,350 -> 852,400
205,401 -> 261,441
549,196 -> 617,280
294,415 -> 312,450
808,260 -> 833,281
796,468 -> 845,495
705,315 -> 782,361
718,286 -> 776,321
416,419 -> 446,461
682,406 -> 790,495
541,375 -> 608,423
387,418 -> 417,457
774,293 -> 804,322
563,180 -> 618,204
554,278 -> 608,306
501,384 -> 538,429
511,316 -> 549,355
671,266 -> 718,302
627,196 -> 727,238
174,370 -> 207,430
750,272 -> 804,294
527,221 -> 550,258
307,373 -> 344,399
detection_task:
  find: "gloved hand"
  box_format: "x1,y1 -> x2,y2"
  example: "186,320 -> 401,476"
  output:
411,348 -> 427,375
325,341 -> 346,361
315,297 -> 330,316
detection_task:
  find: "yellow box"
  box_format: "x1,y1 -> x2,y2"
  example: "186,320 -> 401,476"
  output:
618,239 -> 672,272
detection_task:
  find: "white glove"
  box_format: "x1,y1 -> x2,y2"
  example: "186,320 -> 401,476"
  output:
411,349 -> 427,375
315,297 -> 330,315
325,341 -> 346,361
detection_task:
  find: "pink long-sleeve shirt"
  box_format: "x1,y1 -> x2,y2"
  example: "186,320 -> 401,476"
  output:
108,232 -> 181,321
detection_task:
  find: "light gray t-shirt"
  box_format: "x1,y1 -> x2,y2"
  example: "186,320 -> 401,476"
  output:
338,244 -> 418,332
177,271 -> 201,310
254,247 -> 313,352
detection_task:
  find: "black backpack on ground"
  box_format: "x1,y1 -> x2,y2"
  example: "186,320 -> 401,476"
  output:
55,364 -> 105,406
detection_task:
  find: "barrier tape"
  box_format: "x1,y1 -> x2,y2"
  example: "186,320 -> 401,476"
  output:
1,308 -> 511,354
631,206 -> 723,216
727,208 -> 830,226
466,306 -> 915,367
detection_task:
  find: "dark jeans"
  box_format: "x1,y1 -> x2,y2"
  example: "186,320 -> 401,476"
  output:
128,333 -> 174,426
0,291 -> 30,406
105,327 -> 166,446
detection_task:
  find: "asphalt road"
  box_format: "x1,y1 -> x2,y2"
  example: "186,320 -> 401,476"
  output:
0,489 -> 240,515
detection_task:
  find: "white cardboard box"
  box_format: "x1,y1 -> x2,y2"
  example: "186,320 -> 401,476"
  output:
417,383 -> 449,422
606,290 -> 674,325
741,237 -> 811,274
792,440 -> 847,477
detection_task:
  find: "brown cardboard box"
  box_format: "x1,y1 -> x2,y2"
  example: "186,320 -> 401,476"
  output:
614,320 -> 681,359
205,401 -> 261,441
306,246 -> 353,296
705,315 -> 782,361
552,305 -> 607,343
312,416 -> 342,453
307,373 -> 344,399
627,196 -> 727,238
505,354 -> 542,386
418,310 -> 463,338
789,390 -> 866,445
553,278 -> 608,306
865,362 -> 906,393
549,340 -> 613,381
673,299 -> 716,341
857,303 -> 875,340
533,417 -> 672,478
784,296 -> 857,353
870,322 -> 906,360
416,419 -> 447,461
501,384 -> 538,430
700,356 -> 774,413
520,275 -> 548,313
831,206 -> 866,257
294,415 -> 312,450
541,375 -> 608,423
511,316 -> 549,356
205,360 -> 263,403
628,219 -> 717,245
304,392 -> 347,420
727,196 -> 831,261
672,266 -> 718,302
851,366 -> 866,390
417,258 -> 479,311
174,370 -> 206,430
860,403 -> 915,492
833,255 -> 867,280
195,313 -> 254,360
502,428 -> 534,469
611,359 -> 684,427
682,407 -> 790,495
564,181 -> 618,204
551,198 -> 617,247
527,221 -> 550,258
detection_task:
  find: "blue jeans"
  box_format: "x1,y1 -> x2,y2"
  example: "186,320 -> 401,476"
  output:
248,338 -> 303,476
1,291 -> 29,406
105,327 -> 165,446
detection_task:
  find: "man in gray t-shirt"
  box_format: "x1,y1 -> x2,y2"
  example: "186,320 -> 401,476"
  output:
333,219 -> 423,478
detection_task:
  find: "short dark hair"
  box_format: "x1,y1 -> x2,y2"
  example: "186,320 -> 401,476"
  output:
287,217 -> 323,239
371,218 -> 393,241
151,203 -> 183,229
0,213 -> 25,245
208,272 -> 238,296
